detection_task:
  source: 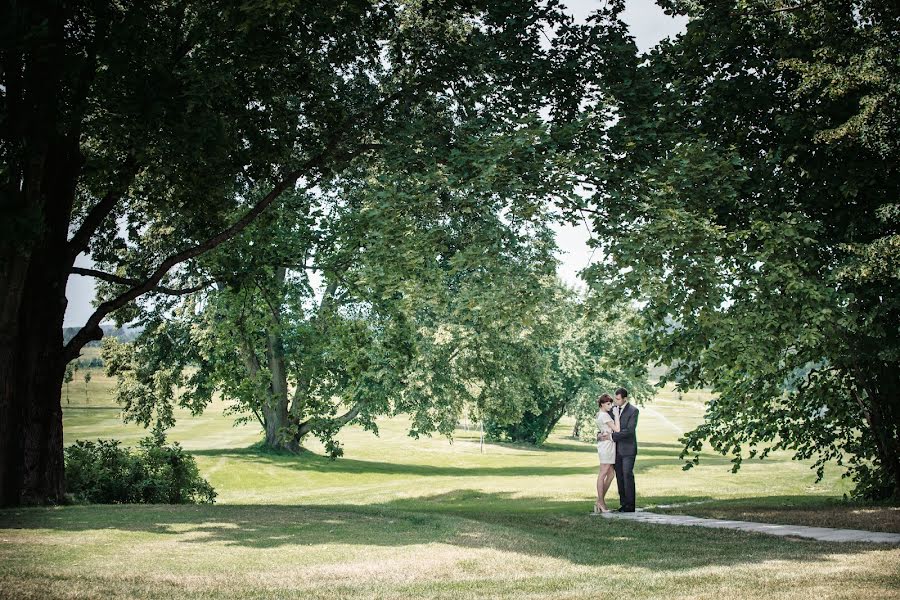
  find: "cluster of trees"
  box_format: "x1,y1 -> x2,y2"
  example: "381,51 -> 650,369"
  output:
0,0 -> 613,504
2,0 -> 896,506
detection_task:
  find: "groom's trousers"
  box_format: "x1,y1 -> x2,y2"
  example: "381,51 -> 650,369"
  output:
615,455 -> 636,511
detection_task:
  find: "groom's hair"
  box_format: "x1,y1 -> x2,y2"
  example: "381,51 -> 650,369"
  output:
615,387 -> 628,398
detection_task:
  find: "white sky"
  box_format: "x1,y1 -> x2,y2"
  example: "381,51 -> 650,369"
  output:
64,1 -> 686,326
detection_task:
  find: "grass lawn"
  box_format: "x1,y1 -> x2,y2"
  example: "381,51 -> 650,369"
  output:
1,385 -> 898,599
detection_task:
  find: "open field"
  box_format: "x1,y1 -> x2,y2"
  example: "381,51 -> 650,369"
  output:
1,385 -> 898,599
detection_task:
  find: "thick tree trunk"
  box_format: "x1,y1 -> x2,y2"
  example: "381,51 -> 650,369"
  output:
261,341 -> 293,451
260,268 -> 297,452
18,141 -> 80,505
1,1 -> 77,506
0,226 -> 73,506
0,254 -> 30,505
0,141 -> 78,505
869,396 -> 900,500
19,305 -> 68,505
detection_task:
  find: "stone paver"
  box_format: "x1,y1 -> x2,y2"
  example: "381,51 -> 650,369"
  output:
597,510 -> 900,544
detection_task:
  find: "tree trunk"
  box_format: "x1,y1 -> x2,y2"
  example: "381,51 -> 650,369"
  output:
0,357 -> 24,505
18,140 -> 80,504
18,306 -> 68,505
868,394 -> 900,500
854,363 -> 900,500
0,139 -> 79,505
0,255 -> 29,505
262,268 -> 297,452
1,1 -> 78,506
1,228 -> 73,505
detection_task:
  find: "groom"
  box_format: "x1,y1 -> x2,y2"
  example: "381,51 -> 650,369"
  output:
599,387 -> 639,512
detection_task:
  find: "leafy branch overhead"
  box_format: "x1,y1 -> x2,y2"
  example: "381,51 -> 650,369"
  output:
576,0 -> 900,500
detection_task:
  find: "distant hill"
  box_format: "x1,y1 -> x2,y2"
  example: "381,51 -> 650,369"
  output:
62,324 -> 142,346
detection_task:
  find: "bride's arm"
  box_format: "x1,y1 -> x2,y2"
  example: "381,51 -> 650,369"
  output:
606,413 -> 620,433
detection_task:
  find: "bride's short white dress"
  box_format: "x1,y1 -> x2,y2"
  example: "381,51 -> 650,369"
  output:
596,411 -> 616,465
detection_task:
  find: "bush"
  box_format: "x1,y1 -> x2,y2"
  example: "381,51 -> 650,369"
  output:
65,432 -> 216,504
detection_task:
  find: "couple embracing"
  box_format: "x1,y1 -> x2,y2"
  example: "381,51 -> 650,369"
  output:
593,387 -> 639,514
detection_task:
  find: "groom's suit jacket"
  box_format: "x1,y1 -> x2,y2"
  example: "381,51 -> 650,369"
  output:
611,403 -> 639,457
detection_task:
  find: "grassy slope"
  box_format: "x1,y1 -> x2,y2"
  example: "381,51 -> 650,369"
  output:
0,383 -> 897,599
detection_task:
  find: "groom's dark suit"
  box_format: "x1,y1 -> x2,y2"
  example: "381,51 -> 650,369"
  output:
611,403 -> 639,512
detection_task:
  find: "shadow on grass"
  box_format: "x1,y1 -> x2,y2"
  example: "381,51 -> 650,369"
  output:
1,491 -> 890,572
540,440 -> 686,453
191,448 -> 601,477
187,443 -> 731,478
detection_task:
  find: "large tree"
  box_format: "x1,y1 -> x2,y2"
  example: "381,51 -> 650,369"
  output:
103,127 -> 567,455
579,0 -> 900,498
0,0 -> 596,505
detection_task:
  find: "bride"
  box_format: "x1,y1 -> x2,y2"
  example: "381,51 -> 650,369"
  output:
594,393 -> 619,513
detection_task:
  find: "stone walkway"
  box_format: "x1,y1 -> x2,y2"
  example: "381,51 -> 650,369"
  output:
597,510 -> 900,544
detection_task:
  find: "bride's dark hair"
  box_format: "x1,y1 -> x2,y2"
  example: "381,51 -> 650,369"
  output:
597,393 -> 613,406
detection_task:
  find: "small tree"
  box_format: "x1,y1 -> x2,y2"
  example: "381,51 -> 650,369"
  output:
83,371 -> 92,403
63,363 -> 78,404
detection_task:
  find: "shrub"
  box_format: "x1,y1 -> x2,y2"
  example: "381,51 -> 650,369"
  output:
65,432 -> 216,504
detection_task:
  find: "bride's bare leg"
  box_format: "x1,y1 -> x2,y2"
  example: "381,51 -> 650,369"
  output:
602,467 -> 615,495
599,465 -> 615,510
595,468 -> 604,512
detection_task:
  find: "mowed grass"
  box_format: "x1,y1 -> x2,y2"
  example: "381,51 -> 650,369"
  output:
1,382 -> 898,599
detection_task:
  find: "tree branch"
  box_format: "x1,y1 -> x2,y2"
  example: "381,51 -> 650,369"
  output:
70,266 -> 214,296
63,163 -> 316,361
63,88 -> 405,361
742,0 -> 823,16
67,155 -> 139,261
294,400 -> 364,440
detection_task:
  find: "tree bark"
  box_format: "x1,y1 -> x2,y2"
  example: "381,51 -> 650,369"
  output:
852,363 -> 900,499
0,245 -> 34,504
261,268 -> 294,451
1,141 -> 80,505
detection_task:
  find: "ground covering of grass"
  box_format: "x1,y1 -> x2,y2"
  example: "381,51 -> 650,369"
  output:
0,383 -> 897,599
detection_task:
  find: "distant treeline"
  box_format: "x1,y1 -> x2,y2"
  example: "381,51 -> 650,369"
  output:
62,325 -> 141,347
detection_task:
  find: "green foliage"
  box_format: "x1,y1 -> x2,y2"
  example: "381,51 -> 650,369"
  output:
484,285 -> 650,446
104,180 -> 564,455
64,432 -> 216,505
578,0 -> 900,498
90,1 -> 605,458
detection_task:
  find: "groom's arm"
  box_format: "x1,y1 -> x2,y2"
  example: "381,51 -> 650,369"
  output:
611,408 -> 638,443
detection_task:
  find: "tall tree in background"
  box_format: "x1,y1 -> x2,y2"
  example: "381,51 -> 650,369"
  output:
0,0 -> 598,505
103,127 -> 566,455
485,285 -> 650,446
579,0 -> 900,498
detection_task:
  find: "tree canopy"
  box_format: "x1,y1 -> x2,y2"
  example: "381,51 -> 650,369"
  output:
1,0 -> 605,504
578,0 -> 900,499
